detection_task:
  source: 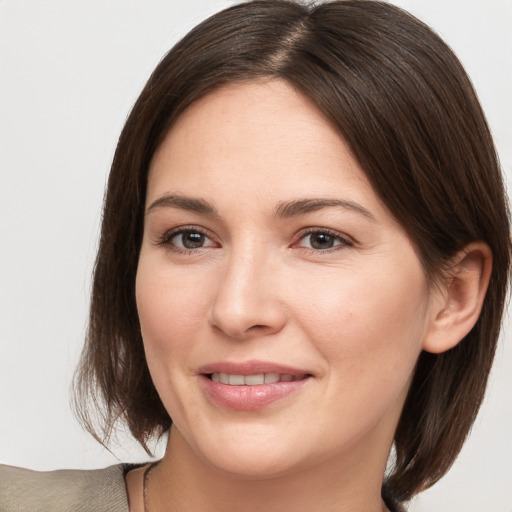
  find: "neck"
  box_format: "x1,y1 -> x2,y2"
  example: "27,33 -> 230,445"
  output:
146,427 -> 390,512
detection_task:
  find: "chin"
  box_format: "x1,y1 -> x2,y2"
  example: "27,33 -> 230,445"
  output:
181,423 -> 312,479
203,448 -> 304,480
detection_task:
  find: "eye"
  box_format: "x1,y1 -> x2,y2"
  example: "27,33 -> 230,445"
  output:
157,227 -> 217,252
173,231 -> 209,249
296,229 -> 352,251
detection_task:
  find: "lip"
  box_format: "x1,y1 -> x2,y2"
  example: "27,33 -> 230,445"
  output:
197,360 -> 310,376
197,360 -> 312,411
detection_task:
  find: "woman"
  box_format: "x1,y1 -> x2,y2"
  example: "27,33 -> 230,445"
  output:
1,1 -> 509,511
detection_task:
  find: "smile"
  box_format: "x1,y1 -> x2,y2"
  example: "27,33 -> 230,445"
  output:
210,373 -> 305,385
198,364 -> 311,410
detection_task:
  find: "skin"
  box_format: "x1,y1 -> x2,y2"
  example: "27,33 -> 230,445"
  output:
128,80 -> 491,512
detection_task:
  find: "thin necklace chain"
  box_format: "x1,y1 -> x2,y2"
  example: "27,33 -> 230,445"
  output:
143,461 -> 160,512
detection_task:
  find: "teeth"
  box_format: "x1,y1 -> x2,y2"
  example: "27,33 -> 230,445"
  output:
210,373 -> 302,386
245,374 -> 265,385
228,374 -> 244,385
264,372 -> 280,384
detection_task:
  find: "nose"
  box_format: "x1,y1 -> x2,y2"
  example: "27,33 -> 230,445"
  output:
209,248 -> 288,340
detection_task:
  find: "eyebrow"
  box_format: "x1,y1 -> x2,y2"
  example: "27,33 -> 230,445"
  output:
146,194 -> 375,221
274,198 -> 376,221
146,194 -> 218,216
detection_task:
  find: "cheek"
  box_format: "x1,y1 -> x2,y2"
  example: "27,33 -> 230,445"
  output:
292,259 -> 430,385
135,260 -> 213,419
135,261 -> 211,352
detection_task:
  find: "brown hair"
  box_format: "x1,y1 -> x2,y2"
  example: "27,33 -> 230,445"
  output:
74,0 -> 510,508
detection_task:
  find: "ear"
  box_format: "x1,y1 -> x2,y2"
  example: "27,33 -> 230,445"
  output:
422,242 -> 492,354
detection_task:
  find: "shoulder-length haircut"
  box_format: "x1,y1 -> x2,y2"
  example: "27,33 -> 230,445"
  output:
74,0 -> 510,508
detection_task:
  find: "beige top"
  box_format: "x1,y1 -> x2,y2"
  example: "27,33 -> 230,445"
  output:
0,463 -> 131,512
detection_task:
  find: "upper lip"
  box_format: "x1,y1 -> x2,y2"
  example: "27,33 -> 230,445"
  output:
197,360 -> 311,376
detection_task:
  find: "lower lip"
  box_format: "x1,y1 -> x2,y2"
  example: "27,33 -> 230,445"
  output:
199,375 -> 310,411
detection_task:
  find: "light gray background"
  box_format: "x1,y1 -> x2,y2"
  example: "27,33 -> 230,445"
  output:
1,1 -> 511,511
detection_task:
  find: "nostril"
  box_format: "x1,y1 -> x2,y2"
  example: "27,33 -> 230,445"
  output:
248,324 -> 269,331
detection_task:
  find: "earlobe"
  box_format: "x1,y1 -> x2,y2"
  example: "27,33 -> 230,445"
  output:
422,242 -> 492,354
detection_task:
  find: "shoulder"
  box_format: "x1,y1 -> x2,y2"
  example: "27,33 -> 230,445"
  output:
0,463 -> 131,512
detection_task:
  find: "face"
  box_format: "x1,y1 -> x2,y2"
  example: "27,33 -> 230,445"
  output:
136,80 -> 435,479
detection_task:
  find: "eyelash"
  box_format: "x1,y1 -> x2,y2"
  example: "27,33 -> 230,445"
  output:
155,226 -> 353,255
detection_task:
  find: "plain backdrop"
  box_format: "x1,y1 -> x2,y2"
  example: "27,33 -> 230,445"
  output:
1,1 -> 511,511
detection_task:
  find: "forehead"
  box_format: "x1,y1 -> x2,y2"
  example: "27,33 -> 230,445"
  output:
147,80 -> 380,214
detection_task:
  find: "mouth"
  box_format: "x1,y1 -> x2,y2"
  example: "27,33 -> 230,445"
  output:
208,372 -> 307,385
198,361 -> 312,410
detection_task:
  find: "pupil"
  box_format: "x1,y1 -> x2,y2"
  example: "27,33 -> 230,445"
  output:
311,233 -> 333,249
182,232 -> 204,249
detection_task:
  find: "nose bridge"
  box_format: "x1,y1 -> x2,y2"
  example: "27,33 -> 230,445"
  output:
209,239 -> 285,339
